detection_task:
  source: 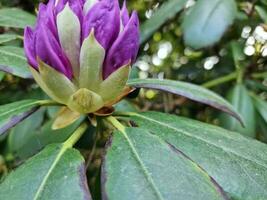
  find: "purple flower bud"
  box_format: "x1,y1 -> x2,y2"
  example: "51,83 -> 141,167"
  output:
24,0 -> 139,80
24,0 -> 140,113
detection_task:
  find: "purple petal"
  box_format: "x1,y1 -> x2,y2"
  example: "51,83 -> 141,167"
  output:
121,1 -> 129,27
35,24 -> 73,79
82,0 -> 120,49
24,27 -> 38,69
103,11 -> 140,79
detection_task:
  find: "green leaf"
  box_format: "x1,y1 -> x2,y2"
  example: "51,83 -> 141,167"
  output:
0,34 -> 18,44
255,5 -> 267,23
128,112 -> 267,200
0,99 -> 42,135
127,78 -> 243,124
8,114 -> 84,160
182,0 -> 237,49
252,94 -> 267,123
220,84 -> 256,137
140,0 -> 187,44
0,8 -> 36,28
0,46 -> 32,79
103,126 -> 227,200
0,71 -> 4,82
0,143 -> 91,200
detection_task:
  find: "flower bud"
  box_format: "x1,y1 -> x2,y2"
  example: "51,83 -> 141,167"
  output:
24,0 -> 140,114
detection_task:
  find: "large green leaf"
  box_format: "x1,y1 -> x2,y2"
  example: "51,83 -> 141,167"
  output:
182,0 -> 237,49
0,34 -> 18,44
0,46 -> 32,79
128,112 -> 267,200
0,99 -> 42,135
252,94 -> 267,123
0,8 -> 36,28
8,107 -> 85,160
140,0 -> 187,44
255,5 -> 267,23
103,126 -> 227,200
220,84 -> 256,137
0,143 -> 91,200
127,78 -> 242,124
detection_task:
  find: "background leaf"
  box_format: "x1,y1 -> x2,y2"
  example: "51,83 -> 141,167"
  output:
0,143 -> 91,200
0,99 -> 41,135
127,78 -> 242,124
0,8 -> 36,28
140,0 -> 187,44
128,112 -> 267,200
103,127 -> 227,200
220,84 -> 256,137
252,94 -> 267,123
0,34 -> 19,44
182,0 -> 237,49
0,46 -> 32,79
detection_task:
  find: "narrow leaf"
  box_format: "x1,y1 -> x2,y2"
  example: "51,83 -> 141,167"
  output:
103,127 -> 227,200
140,0 -> 187,44
0,143 -> 91,200
0,8 -> 36,28
255,5 -> 267,23
0,34 -> 18,44
127,78 -> 243,124
129,112 -> 267,200
220,84 -> 256,137
0,46 -> 32,79
182,0 -> 237,49
252,94 -> 267,123
0,100 -> 42,135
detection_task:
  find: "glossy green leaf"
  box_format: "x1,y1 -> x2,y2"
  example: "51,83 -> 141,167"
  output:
140,0 -> 187,44
252,94 -> 267,123
0,46 -> 32,79
114,100 -> 139,112
182,0 -> 237,49
0,34 -> 18,44
255,6 -> 267,23
8,114 -> 84,160
0,8 -> 36,28
103,127 -> 227,200
220,84 -> 256,137
128,112 -> 267,200
0,143 -> 91,200
0,99 -> 42,135
127,78 -> 243,124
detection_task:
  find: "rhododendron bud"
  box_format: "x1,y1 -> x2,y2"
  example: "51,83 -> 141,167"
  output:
24,0 -> 140,114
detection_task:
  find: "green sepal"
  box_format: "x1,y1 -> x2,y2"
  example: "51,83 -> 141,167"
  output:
57,4 -> 81,79
31,60 -> 77,104
79,30 -> 105,91
99,64 -> 130,104
67,88 -> 104,114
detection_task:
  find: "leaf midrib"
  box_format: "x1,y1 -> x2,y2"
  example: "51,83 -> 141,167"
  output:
119,129 -> 165,200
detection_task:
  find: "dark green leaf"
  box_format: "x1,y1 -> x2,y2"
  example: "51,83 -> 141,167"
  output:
0,46 -> 32,79
0,143 -> 91,200
140,0 -> 187,44
0,34 -> 18,44
220,84 -> 256,137
182,0 -> 237,49
0,71 -> 4,82
0,99 -> 42,135
128,112 -> 267,200
255,6 -> 267,23
8,114 -> 84,160
103,127 -> 227,200
0,8 -> 36,28
114,100 -> 139,112
127,78 -> 243,124
252,94 -> 267,123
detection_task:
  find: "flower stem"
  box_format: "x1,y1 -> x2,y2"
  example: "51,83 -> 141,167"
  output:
202,72 -> 238,88
252,72 -> 267,79
38,99 -> 62,106
64,122 -> 88,148
106,116 -> 125,133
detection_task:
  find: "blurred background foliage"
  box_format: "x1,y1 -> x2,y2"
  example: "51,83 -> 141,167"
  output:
0,0 -> 266,194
